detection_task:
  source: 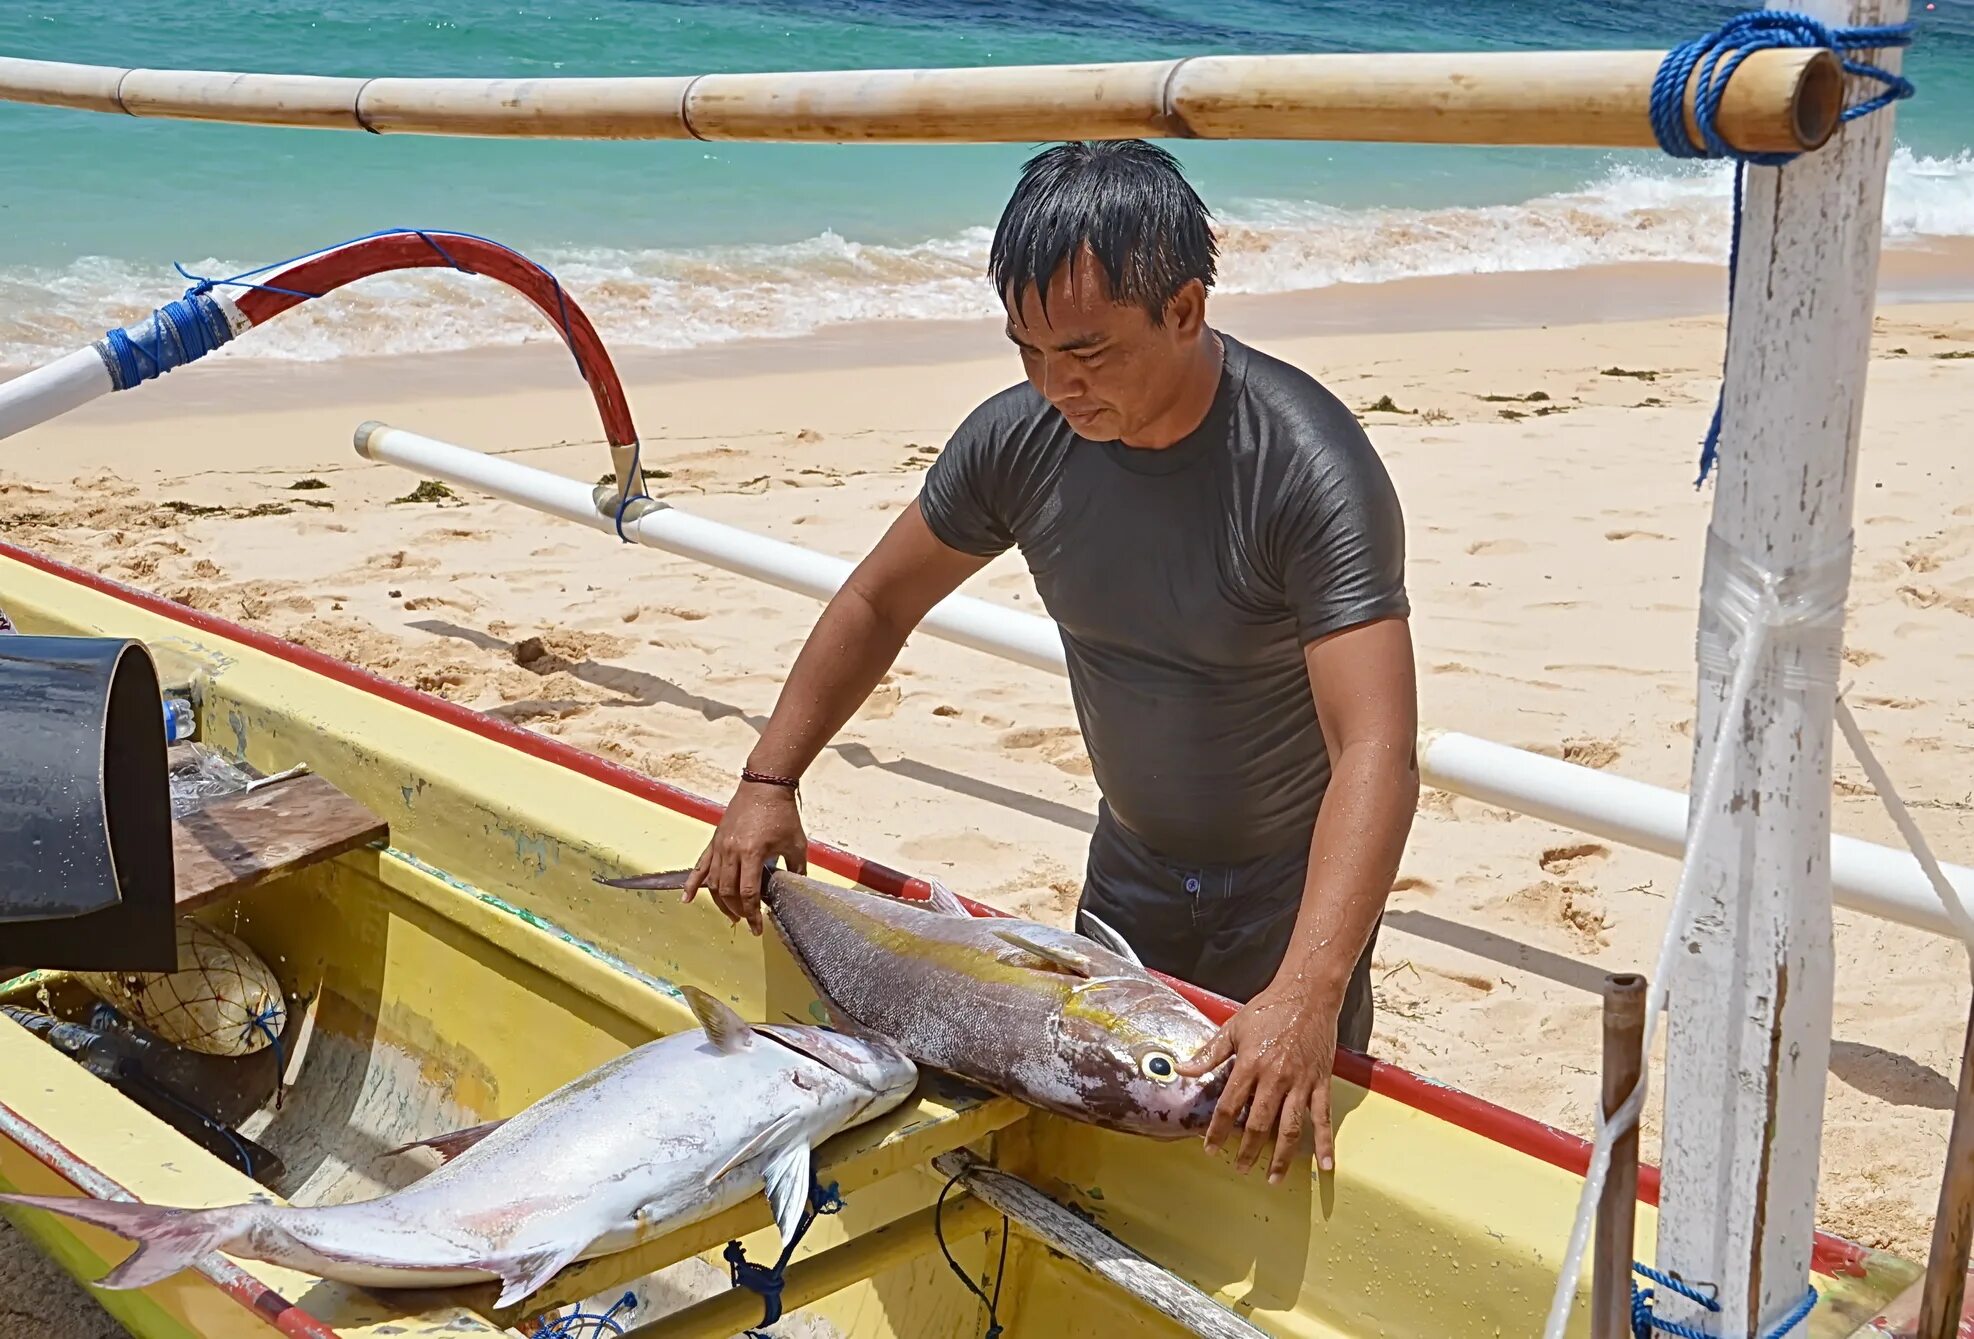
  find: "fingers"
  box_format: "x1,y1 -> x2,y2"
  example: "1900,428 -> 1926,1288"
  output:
736,858 -> 766,938
1268,1083 -> 1313,1185
1175,1026 -> 1233,1079
1309,1075 -> 1336,1175
680,849 -> 712,905
1201,1053 -> 1255,1158
1235,1074 -> 1287,1177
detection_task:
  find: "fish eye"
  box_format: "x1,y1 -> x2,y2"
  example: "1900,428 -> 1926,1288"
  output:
1139,1051 -> 1178,1083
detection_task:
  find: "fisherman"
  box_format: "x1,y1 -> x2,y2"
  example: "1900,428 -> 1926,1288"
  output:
681,139 -> 1419,1186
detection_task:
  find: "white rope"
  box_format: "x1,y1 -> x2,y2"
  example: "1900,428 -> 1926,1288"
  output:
1832,692 -> 1974,977
1540,588 -> 1777,1339
1542,528 -> 1852,1339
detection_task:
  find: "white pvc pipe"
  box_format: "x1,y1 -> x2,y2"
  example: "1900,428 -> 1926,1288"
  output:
0,347 -> 112,441
354,422 -> 1069,674
354,421 -> 1970,943
1420,728 -> 1972,941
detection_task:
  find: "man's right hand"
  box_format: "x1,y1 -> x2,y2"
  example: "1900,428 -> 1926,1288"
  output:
681,781 -> 808,936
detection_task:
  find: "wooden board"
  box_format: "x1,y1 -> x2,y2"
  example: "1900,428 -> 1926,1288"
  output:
172,773 -> 387,912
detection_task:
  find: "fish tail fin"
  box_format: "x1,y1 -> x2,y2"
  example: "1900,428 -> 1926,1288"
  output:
0,1193 -> 259,1289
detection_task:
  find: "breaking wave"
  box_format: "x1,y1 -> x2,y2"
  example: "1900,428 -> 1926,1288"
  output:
3,146 -> 1970,368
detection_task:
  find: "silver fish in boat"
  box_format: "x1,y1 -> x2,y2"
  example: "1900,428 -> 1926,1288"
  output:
597,867 -> 1227,1140
0,986 -> 917,1307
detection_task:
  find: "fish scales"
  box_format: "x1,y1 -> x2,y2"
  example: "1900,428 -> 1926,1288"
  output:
755,869 -> 1229,1141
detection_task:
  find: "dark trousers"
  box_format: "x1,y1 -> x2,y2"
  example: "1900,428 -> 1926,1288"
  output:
1074,803 -> 1380,1053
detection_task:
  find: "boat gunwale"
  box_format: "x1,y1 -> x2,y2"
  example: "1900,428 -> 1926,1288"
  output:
0,536 -> 1884,1298
0,1095 -> 341,1339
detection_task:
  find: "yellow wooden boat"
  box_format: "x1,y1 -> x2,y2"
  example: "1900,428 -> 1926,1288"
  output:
0,536 -> 1941,1339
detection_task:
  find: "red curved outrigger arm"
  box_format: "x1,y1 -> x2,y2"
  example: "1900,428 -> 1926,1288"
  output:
224,229 -> 641,457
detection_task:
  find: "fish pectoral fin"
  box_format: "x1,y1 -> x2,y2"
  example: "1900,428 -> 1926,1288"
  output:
594,868 -> 691,891
1075,910 -> 1143,968
709,1109 -> 805,1188
488,1240 -> 589,1310
919,880 -> 969,917
992,928 -> 1096,978
681,985 -> 757,1055
384,1118 -> 507,1166
758,1137 -> 814,1252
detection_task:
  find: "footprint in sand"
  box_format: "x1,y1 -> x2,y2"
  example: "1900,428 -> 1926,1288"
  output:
1603,530 -> 1672,542
1502,879 -> 1610,951
1000,725 -> 1094,776
1540,843 -> 1610,876
1466,538 -> 1527,557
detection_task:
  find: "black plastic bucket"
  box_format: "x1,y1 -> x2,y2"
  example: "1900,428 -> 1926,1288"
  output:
0,635 -> 175,971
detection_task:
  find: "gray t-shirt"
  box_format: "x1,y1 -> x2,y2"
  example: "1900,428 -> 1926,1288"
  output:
919,331 -> 1408,864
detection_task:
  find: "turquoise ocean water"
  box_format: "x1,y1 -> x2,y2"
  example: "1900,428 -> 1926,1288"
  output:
1,0 -> 1970,364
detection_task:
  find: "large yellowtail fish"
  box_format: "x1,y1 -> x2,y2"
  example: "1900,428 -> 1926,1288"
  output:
598,866 -> 1227,1140
0,986 -> 916,1307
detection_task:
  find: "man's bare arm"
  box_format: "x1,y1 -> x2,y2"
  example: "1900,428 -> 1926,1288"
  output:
1180,614 -> 1419,1181
685,498 -> 990,927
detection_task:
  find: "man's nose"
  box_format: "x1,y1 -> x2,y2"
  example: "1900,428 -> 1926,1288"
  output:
1041,354 -> 1085,403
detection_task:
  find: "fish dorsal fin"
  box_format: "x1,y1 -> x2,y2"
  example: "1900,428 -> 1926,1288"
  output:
682,985 -> 756,1054
709,1108 -> 806,1188
384,1117 -> 508,1166
758,1138 -> 814,1252
919,880 -> 969,917
992,928 -> 1096,978
1075,910 -> 1143,968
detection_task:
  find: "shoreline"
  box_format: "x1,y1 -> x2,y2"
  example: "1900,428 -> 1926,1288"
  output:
6,242 -> 1974,424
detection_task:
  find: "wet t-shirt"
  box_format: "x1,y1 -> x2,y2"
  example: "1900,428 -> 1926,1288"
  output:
918,332 -> 1409,863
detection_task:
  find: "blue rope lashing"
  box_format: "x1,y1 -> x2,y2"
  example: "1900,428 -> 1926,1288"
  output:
612,436 -> 651,543
1629,1261 -> 1817,1339
730,1175 -> 844,1336
530,1290 -> 637,1337
98,291 -> 237,391
1647,11 -> 1916,487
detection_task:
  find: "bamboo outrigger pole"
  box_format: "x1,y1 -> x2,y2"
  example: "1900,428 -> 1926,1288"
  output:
0,47 -> 1842,152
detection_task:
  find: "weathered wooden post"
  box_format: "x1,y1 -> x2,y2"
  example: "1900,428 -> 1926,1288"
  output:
1653,2 -> 1908,1335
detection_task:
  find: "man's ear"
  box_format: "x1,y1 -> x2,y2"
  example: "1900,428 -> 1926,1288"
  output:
1165,279 -> 1208,337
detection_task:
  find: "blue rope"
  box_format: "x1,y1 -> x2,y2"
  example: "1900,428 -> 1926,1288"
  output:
99,291 -> 236,391
100,225 -> 594,391
730,1174 -> 844,1335
530,1290 -> 637,1337
1647,11 -> 1916,486
1630,1261 -> 1817,1339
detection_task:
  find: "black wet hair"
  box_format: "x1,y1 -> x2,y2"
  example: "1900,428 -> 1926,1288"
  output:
988,139 -> 1217,326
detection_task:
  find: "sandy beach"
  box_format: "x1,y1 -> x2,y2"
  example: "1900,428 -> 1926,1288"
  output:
3,263 -> 1973,1334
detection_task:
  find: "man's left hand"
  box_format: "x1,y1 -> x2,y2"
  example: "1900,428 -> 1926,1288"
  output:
1175,982 -> 1341,1184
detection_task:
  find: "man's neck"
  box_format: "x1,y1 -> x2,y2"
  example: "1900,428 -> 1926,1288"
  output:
1120,329 -> 1227,449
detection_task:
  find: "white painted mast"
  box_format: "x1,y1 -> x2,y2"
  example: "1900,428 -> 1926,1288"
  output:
1653,1 -> 1908,1333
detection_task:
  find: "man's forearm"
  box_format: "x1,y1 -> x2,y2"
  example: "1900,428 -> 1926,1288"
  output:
745,584 -> 914,781
1280,739 -> 1419,998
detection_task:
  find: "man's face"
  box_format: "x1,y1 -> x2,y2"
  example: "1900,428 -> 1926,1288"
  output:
1003,250 -> 1204,445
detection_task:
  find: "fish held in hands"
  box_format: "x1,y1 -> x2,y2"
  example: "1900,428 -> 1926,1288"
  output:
0,986 -> 917,1308
598,866 -> 1227,1140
